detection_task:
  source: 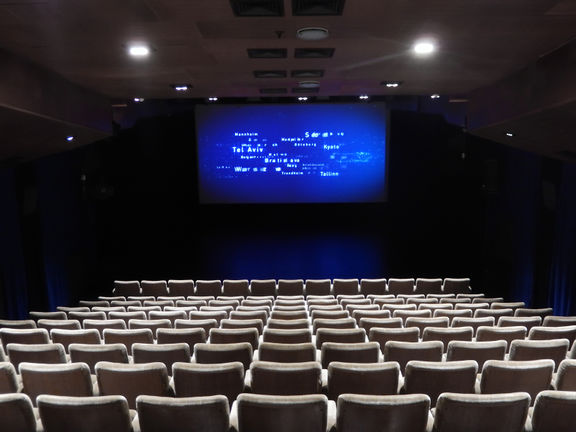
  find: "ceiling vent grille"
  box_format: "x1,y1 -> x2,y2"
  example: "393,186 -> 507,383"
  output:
294,48 -> 334,58
291,69 -> 324,78
248,48 -> 288,59
253,70 -> 287,78
230,0 -> 284,16
292,0 -> 345,16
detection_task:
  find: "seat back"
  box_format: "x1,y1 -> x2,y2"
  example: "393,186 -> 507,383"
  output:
223,280 -> 250,297
250,360 -> 322,395
328,362 -> 400,401
0,393 -> 38,432
383,341 -> 443,374
359,279 -> 387,296
387,278 -> 415,296
446,340 -> 507,371
277,279 -> 304,296
320,342 -> 380,368
167,280 -> 195,297
555,359 -> 576,391
69,343 -> 129,373
0,361 -> 18,393
258,342 -> 317,363
305,279 -> 332,296
531,390 -> 576,432
193,342 -> 253,370
509,338 -> 569,371
315,328 -> 366,349
132,343 -> 191,374
7,343 -> 66,369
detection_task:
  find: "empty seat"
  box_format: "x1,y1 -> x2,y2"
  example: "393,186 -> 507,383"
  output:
136,394 -> 230,432
69,343 -> 129,373
311,310 -> 348,322
386,278 -> 415,296
446,340 -> 507,371
509,338 -> 569,370
442,278 -> 471,295
327,361 -> 400,401
222,279 -> 250,297
480,359 -> 554,402
209,328 -> 259,350
498,316 -> 542,332
267,318 -> 310,330
113,280 -> 141,296
383,341 -> 443,374
189,310 -> 228,324
231,393 -> 330,432
0,393 -> 39,432
271,310 -> 308,320
491,301 -> 526,311
230,310 -> 268,325
315,328 -> 366,349
359,279 -> 387,296
57,307 -> 90,313
7,343 -> 66,369
332,279 -> 359,296
476,326 -> 527,352
194,342 -> 253,370
29,311 -> 67,321
50,329 -> 101,353
37,319 -> 82,331
108,311 -> 146,326
336,393 -> 430,432
405,317 -> 449,334
433,309 -> 473,324
262,328 -> 312,344
393,309 -> 432,324
195,280 -> 222,297
156,327 -> 206,350
37,394 -> 134,432
82,319 -> 126,337
249,279 -> 277,297
360,318 -> 403,334
369,327 -> 420,353
139,280 -> 167,297
257,342 -> 317,363
305,279 -> 332,296
373,298 -> 405,306
352,310 -> 390,324
514,307 -> 553,319
172,361 -> 244,403
543,316 -> 576,327
148,310 -> 187,325
422,326 -> 474,352
103,328 -> 154,355
553,359 -> 576,391
529,325 -> 576,345
20,362 -> 94,404
96,361 -> 172,409
249,361 -> 322,395
0,328 -> 50,350
475,308 -> 514,319
68,311 -> 107,324
433,392 -> 530,432
277,279 -> 304,296
313,318 -> 356,334
403,360 -> 478,406
132,343 -> 191,374
167,279 -> 195,297
529,390 -> 576,432
0,361 -> 18,393
320,342 -> 380,368
414,278 -> 442,296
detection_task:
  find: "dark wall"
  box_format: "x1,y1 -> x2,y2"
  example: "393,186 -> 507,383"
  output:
1,106 -> 575,316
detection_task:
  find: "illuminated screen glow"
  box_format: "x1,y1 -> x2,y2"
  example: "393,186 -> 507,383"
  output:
196,103 -> 388,203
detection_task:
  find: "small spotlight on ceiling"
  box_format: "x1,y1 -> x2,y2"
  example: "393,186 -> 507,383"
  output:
505,132 -> 514,137
431,94 -> 440,99
359,95 -> 369,100
171,84 -> 191,92
208,97 -> 218,102
298,96 -> 308,101
381,81 -> 402,88
66,136 -> 75,142
133,97 -> 144,103
413,40 -> 436,56
128,44 -> 150,58
296,27 -> 329,41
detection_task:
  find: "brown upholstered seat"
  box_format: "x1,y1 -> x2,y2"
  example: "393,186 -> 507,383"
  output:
172,361 -> 244,403
327,362 -> 400,400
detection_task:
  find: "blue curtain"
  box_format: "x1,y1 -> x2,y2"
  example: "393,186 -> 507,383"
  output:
548,162 -> 576,315
0,169 -> 29,319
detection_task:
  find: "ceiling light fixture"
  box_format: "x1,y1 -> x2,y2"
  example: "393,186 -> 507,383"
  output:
431,94 -> 440,99
506,132 -> 514,137
128,44 -> 150,58
298,96 -> 308,101
208,97 -> 218,102
66,136 -> 75,142
296,27 -> 329,41
413,40 -> 436,56
172,84 -> 191,92
133,97 -> 144,103
359,95 -> 369,100
381,81 -> 402,88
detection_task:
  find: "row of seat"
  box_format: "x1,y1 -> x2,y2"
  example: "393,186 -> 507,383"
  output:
112,278 -> 473,297
2,389 -> 575,432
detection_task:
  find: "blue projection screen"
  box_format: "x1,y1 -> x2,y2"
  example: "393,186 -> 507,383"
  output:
196,103 -> 388,203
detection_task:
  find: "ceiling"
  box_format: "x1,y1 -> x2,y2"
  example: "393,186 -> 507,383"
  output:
0,0 -> 575,161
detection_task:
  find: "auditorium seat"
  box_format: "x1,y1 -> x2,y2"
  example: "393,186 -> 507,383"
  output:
421,326 -> 474,352
332,279 -> 359,296
345,304 -> 379,315
57,306 -> 90,313
128,319 -> 172,336
7,343 -> 66,369
209,328 -> 259,350
262,328 -> 312,344
432,392 -> 530,432
166,279 -> 195,297
514,307 -> 553,319
113,280 -> 141,296
393,309 -> 432,324
99,296 -> 126,302
441,278 -> 471,295
340,298 -> 371,309
83,319 -> 126,337
498,316 -> 542,332
553,359 -> 576,391
446,340 -> 507,371
474,308 -> 514,319
403,359 -> 478,406
433,308 -> 473,324
320,342 -> 381,368
475,326 -> 527,352
405,297 -> 432,306
327,362 -> 400,401
386,278 -> 415,296
277,279 -> 304,296
313,318 -> 356,334
528,390 -> 576,432
242,298 -> 273,308
103,328 -> 154,355
37,319 -> 82,331
360,318 -> 403,334
37,394 -> 135,432
20,362 -> 94,404
112,300 -> 141,308
96,361 -> 172,409
135,394 -> 230,432
311,310 -> 348,322
271,310 -> 308,320
193,342 -> 253,370
359,278 -> 387,296
256,342 -> 317,363
480,359 -> 554,402
249,279 -> 277,297
189,310 -> 228,324
230,310 -> 268,325
29,311 -> 67,321
373,297 -> 404,306
381,304 -> 417,314
405,317 -> 449,334
176,299 -> 207,308
93,306 -> 126,314
0,362 -> 19,393
542,316 -> 576,327
369,328 -> 420,353
451,317 -> 495,336
68,311 -> 107,324
0,328 -> 50,350
352,309 -> 390,324
230,393 -> 332,432
172,361 -> 244,403
148,310 -> 187,325
222,279 -> 250,297
508,338 -> 569,370
132,342 -> 190,374
315,328 -> 366,349
529,325 -> 576,345
195,280 -> 222,297
155,328 -> 205,351
439,297 -> 471,305
266,318 -> 310,330
0,393 -> 39,432
248,360 -> 322,395
69,343 -> 129,373
383,341 -> 443,373
79,300 -> 109,308
335,393 -> 431,432
414,278 -> 443,296
221,319 -> 265,335
108,311 -> 146,326
491,301 -> 525,311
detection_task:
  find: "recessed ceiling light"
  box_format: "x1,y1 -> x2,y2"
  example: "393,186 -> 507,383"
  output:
296,27 -> 329,41
133,97 -> 144,103
381,81 -> 402,88
66,136 -> 75,142
298,80 -> 320,89
505,132 -> 514,137
431,94 -> 440,99
171,84 -> 191,92
359,95 -> 369,100
128,44 -> 150,58
413,40 -> 436,56
298,96 -> 308,101
208,97 -> 218,102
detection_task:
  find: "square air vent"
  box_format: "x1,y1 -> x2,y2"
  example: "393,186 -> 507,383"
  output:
292,0 -> 345,16
292,87 -> 319,93
291,69 -> 324,78
230,0 -> 284,16
248,48 -> 288,59
260,88 -> 288,94
253,70 -> 287,78
294,48 -> 334,58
